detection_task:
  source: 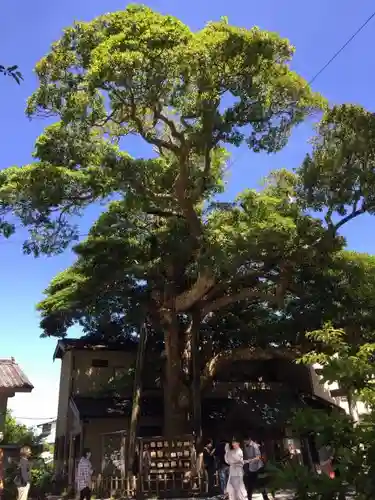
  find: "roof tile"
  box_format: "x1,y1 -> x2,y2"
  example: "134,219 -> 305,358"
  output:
0,359 -> 33,391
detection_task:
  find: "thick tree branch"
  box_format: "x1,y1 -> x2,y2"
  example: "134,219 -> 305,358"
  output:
202,288 -> 279,315
107,84 -> 180,155
153,105 -> 186,146
146,209 -> 184,219
325,191 -> 374,236
175,272 -> 215,312
109,86 -> 205,244
332,205 -> 367,234
203,269 -> 268,303
174,163 -> 203,242
200,346 -> 299,390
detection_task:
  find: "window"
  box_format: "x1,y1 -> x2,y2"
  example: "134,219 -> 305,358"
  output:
91,359 -> 109,368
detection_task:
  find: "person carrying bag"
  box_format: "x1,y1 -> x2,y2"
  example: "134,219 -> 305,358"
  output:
14,446 -> 31,500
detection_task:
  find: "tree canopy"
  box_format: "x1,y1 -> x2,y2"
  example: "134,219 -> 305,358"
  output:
3,410 -> 39,446
1,5 -> 375,434
0,64 -> 23,85
272,324 -> 375,499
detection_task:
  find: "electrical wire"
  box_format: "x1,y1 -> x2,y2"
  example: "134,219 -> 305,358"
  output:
12,416 -> 56,421
308,9 -> 375,85
229,8 -> 375,170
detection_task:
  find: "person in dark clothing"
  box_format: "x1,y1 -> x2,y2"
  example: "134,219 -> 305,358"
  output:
203,439 -> 216,495
331,455 -> 345,500
243,436 -> 269,500
215,440 -> 229,495
257,443 -> 273,500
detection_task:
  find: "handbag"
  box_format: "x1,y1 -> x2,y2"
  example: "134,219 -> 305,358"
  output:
14,465 -> 26,487
14,474 -> 25,487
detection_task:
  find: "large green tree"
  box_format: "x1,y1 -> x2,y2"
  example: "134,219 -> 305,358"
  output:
3,410 -> 39,446
1,6 -> 374,435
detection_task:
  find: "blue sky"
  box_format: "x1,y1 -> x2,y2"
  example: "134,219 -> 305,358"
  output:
1,0 -> 374,426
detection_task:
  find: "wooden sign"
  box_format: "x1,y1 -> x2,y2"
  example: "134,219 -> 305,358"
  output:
140,435 -> 194,475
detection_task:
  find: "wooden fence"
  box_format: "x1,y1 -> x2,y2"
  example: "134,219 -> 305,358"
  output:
93,469 -> 215,498
93,434 -> 219,498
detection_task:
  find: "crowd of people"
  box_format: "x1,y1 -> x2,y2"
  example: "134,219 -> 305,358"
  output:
203,436 -> 275,500
75,439 -> 274,500
10,438 -> 345,500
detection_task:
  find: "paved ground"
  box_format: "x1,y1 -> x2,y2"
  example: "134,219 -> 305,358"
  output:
252,492 -> 353,499
253,493 -> 292,499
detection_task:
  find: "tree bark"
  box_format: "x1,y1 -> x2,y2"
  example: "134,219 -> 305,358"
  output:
200,345 -> 298,390
163,316 -> 189,437
346,391 -> 356,420
125,322 -> 148,480
175,272 -> 215,312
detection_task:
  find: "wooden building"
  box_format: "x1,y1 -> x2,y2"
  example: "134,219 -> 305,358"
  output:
52,338 -> 340,491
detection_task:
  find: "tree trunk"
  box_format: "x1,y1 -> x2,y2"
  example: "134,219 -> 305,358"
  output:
163,319 -> 189,437
346,391 -> 356,420
125,322 -> 148,480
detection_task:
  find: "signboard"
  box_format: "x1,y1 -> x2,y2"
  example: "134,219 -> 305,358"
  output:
140,435 -> 194,475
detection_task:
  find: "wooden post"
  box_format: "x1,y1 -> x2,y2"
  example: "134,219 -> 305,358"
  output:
0,395 -> 8,500
125,322 -> 148,481
68,433 -> 74,486
0,394 -> 8,438
191,313 -> 202,447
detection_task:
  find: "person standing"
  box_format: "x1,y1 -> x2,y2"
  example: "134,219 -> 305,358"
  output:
224,438 -> 247,500
203,439 -> 216,495
318,445 -> 334,477
15,446 -> 31,500
215,439 -> 229,495
142,443 -> 151,484
243,436 -> 264,500
76,448 -> 93,500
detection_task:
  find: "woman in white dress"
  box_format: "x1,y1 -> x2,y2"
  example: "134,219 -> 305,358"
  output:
225,438 -> 248,500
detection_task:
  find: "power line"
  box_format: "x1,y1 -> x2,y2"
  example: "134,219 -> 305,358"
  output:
308,9 -> 375,85
2,413 -> 57,421
229,8 -> 375,170
13,416 -> 56,421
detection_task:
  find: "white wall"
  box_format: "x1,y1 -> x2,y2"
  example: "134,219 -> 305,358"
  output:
36,420 -> 57,444
312,363 -> 369,421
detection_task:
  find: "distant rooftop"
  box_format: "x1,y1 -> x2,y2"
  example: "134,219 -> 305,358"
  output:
53,337 -> 138,360
0,358 -> 33,392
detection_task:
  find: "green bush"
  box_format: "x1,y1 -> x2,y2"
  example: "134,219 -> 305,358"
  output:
270,407 -> 375,499
270,461 -> 345,500
30,461 -> 54,498
3,459 -> 54,500
3,462 -> 18,500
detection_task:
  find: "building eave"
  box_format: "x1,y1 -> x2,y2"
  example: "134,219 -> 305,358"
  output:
0,359 -> 34,392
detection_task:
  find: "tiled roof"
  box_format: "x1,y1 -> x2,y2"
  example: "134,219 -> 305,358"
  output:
0,358 -> 33,392
53,337 -> 138,359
